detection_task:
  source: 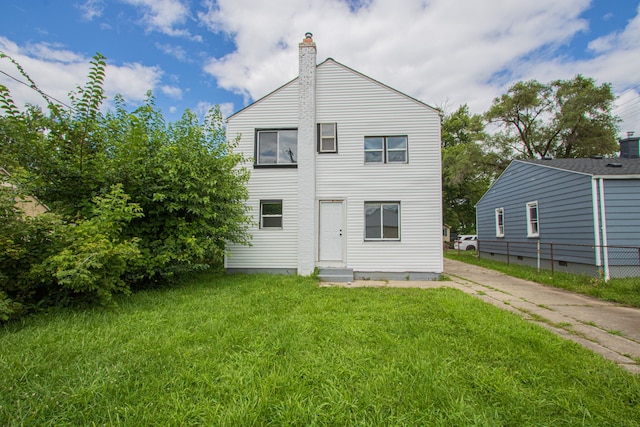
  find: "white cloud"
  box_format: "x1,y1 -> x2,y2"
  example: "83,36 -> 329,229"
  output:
121,0 -> 202,41
161,84 -> 183,99
191,101 -> 234,121
218,102 -> 234,120
78,0 -> 105,21
0,37 -> 163,111
156,42 -> 189,62
198,0 -> 640,134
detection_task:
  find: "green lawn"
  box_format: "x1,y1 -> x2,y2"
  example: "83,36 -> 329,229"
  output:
446,250 -> 640,308
1,273 -> 639,426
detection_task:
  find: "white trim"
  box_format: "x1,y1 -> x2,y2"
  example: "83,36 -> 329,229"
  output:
318,123 -> 337,153
526,201 -> 539,238
495,207 -> 505,237
598,178 -> 610,281
317,199 -> 347,267
364,201 -> 401,241
591,179 -> 602,267
260,199 -> 283,229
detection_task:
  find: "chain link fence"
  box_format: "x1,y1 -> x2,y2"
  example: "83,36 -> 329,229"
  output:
473,240 -> 640,282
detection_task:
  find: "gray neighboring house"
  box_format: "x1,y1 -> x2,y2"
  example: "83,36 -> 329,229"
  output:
476,133 -> 640,279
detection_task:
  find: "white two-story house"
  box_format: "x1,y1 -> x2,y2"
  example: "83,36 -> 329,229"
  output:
224,33 -> 443,282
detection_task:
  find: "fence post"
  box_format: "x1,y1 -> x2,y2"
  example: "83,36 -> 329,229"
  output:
550,242 -> 554,276
537,240 -> 541,273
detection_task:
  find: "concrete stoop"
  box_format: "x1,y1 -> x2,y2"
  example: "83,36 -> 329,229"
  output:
318,267 -> 354,283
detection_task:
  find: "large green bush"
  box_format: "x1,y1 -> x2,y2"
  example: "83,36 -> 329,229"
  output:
0,53 -> 251,319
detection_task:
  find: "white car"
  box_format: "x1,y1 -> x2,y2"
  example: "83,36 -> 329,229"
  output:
454,235 -> 477,251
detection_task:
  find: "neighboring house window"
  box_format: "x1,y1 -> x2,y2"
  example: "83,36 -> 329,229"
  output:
495,207 -> 504,238
256,129 -> 297,166
364,202 -> 400,240
318,123 -> 337,153
260,200 -> 283,228
364,136 -> 408,163
526,201 -> 539,237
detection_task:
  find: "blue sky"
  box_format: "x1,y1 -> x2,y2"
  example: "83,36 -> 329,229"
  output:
1,0 -> 639,137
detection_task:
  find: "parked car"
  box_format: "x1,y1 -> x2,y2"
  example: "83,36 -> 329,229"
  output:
454,235 -> 477,251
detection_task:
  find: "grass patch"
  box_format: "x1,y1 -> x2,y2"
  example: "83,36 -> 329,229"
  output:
1,273 -> 640,426
446,251 -> 640,308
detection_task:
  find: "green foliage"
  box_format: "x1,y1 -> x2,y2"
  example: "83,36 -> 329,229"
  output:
441,104 -> 485,149
0,52 -> 251,317
42,185 -> 143,304
485,75 -> 620,159
0,186 -> 64,315
441,105 -> 500,233
104,98 -> 251,284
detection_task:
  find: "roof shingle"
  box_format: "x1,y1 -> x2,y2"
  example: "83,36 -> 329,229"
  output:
518,158 -> 640,176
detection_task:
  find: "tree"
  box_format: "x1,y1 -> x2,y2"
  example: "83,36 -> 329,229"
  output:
103,98 -> 252,284
485,75 -> 620,159
441,105 -> 500,234
0,51 -> 252,313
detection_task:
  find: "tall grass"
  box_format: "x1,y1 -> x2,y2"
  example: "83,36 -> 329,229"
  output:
1,273 -> 639,426
446,251 -> 640,308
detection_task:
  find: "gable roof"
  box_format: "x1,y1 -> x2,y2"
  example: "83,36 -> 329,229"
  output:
517,158 -> 640,177
226,57 -> 439,121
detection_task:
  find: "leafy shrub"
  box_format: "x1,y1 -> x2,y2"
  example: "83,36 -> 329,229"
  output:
42,185 -> 143,304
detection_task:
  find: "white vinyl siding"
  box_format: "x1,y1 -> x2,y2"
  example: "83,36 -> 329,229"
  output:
315,60 -> 442,273
226,59 -> 442,274
225,81 -> 299,270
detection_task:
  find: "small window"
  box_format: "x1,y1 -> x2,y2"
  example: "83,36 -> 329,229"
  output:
364,202 -> 400,240
260,200 -> 282,228
256,129 -> 297,166
526,201 -> 539,237
318,123 -> 337,153
364,136 -> 407,164
495,207 -> 504,237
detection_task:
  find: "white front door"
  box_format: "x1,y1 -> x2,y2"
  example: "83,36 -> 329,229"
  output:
319,200 -> 344,263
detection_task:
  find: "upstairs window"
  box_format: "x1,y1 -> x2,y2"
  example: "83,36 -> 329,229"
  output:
260,200 -> 283,228
364,136 -> 408,163
256,129 -> 297,166
318,123 -> 337,153
495,207 -> 504,237
526,201 -> 539,237
364,202 -> 400,240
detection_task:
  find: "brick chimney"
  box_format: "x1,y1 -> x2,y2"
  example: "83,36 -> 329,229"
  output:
619,131 -> 639,158
297,32 -> 317,275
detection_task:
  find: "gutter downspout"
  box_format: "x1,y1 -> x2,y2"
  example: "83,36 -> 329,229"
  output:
598,178 -> 610,282
591,178 -> 602,268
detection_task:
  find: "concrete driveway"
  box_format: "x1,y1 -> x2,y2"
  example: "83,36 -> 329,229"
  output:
322,258 -> 640,374
443,258 -> 640,374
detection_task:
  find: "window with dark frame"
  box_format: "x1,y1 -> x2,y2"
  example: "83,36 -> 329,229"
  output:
318,123 -> 337,153
364,136 -> 407,163
260,200 -> 283,228
256,129 -> 298,165
364,202 -> 400,240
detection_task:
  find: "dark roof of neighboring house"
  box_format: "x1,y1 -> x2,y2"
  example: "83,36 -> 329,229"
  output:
517,158 -> 640,177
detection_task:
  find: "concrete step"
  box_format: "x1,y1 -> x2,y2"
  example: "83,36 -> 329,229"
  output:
318,267 -> 353,283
